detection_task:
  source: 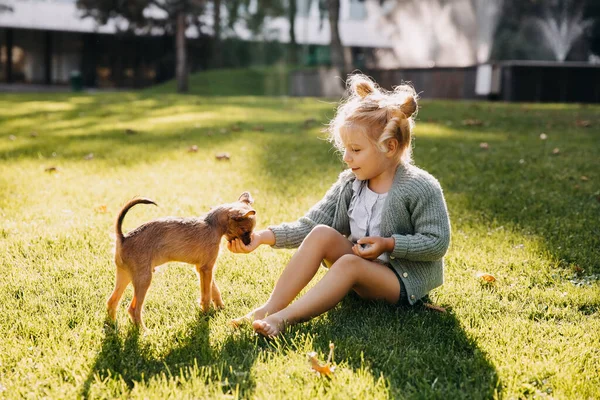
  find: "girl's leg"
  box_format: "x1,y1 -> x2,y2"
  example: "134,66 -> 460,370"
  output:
231,225 -> 354,326
252,254 -> 400,337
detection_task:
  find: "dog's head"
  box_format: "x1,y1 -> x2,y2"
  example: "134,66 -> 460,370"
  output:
224,192 -> 256,245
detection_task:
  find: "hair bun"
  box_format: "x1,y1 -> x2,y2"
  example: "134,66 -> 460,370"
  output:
355,82 -> 374,99
399,96 -> 417,118
349,76 -> 376,99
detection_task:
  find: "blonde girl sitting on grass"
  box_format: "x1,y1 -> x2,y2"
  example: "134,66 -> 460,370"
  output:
228,74 -> 451,338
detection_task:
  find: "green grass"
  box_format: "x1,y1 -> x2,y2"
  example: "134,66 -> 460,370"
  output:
146,66 -> 293,96
0,91 -> 599,399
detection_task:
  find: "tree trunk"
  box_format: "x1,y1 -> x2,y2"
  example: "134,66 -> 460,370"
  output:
288,0 -> 298,64
327,0 -> 347,72
176,11 -> 188,93
213,0 -> 222,68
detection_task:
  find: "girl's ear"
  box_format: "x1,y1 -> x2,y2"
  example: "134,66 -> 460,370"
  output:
386,138 -> 399,156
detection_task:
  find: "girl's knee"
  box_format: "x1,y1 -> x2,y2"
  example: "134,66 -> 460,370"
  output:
307,225 -> 339,243
330,254 -> 362,275
310,224 -> 336,236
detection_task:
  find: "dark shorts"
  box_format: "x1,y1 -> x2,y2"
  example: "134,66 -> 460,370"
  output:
388,266 -> 410,306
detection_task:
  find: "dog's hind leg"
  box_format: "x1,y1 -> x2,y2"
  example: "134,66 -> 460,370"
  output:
128,271 -> 152,328
107,266 -> 131,322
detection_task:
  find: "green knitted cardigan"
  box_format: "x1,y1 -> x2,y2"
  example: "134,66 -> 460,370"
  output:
268,163 -> 451,305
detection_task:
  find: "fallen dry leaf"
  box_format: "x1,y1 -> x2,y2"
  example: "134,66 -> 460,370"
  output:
462,119 -> 483,126
308,342 -> 336,377
215,152 -> 230,161
424,303 -> 448,313
575,120 -> 591,128
479,142 -> 489,150
476,272 -> 496,283
188,145 -> 198,153
580,176 -> 589,182
552,148 -> 560,155
84,153 -> 94,160
571,265 -> 584,274
44,166 -> 58,173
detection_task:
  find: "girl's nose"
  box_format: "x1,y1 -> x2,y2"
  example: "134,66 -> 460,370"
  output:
343,150 -> 351,163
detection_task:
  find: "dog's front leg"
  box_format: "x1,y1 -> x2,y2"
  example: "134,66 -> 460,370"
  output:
211,280 -> 224,309
196,263 -> 214,312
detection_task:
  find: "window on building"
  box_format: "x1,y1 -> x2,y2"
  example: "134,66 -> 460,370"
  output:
349,0 -> 366,21
297,0 -> 311,17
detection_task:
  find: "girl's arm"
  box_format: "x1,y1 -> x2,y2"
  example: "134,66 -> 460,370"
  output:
390,180 -> 451,262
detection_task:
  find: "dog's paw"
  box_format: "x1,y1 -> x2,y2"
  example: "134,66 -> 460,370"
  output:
212,300 -> 225,310
198,299 -> 212,313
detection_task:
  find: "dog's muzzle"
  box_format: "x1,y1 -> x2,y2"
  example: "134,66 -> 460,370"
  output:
241,233 -> 252,246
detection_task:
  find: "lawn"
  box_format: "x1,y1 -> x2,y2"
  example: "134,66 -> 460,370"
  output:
0,88 -> 598,399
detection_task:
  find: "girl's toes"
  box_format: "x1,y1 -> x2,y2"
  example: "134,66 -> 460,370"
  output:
252,319 -> 264,329
252,320 -> 268,335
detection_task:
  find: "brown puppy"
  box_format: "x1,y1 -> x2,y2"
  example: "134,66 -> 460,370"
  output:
107,192 -> 256,328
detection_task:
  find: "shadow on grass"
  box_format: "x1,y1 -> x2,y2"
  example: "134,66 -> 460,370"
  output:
80,315 -> 260,399
299,295 -> 500,398
413,132 -> 599,272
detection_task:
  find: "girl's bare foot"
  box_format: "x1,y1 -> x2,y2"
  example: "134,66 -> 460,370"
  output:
230,305 -> 272,328
252,314 -> 287,338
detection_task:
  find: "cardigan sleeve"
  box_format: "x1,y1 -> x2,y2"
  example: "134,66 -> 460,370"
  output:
390,178 -> 451,262
268,171 -> 351,249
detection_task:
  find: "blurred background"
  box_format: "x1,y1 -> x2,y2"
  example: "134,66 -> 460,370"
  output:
0,0 -> 599,101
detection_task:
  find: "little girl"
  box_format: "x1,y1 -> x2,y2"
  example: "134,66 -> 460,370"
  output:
228,74 -> 451,337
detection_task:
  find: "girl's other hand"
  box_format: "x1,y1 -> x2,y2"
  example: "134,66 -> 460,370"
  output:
352,236 -> 394,260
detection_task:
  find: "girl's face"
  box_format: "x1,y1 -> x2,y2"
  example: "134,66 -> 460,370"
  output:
341,127 -> 395,182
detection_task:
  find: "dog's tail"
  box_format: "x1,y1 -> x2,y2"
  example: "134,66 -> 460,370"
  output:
116,198 -> 157,240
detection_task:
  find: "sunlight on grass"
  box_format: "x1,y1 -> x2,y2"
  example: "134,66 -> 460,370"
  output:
0,92 -> 598,399
0,100 -> 75,116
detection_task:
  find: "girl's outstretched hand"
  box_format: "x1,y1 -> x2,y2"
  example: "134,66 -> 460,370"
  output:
227,234 -> 261,253
227,229 -> 275,254
352,236 -> 395,260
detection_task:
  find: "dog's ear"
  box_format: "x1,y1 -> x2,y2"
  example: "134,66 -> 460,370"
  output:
238,191 -> 254,205
232,209 -> 256,221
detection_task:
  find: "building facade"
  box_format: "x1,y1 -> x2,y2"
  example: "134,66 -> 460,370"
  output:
0,0 -> 394,88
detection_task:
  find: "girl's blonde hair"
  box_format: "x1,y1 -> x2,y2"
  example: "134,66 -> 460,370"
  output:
328,74 -> 418,165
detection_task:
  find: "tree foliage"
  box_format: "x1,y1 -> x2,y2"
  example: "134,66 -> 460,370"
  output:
76,0 -> 206,34
225,0 -> 285,34
0,0 -> 13,13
